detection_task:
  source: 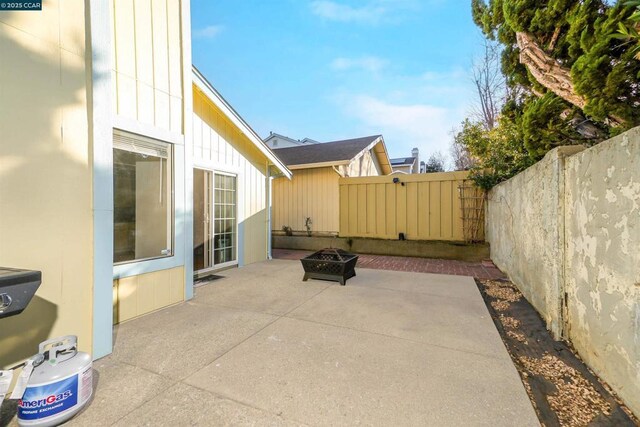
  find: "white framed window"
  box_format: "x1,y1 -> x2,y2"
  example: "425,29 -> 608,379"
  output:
113,130 -> 174,264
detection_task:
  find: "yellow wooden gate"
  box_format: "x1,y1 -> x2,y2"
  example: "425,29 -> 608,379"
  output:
338,171 -> 483,241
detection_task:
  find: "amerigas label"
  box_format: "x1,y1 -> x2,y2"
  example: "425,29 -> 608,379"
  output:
18,375 -> 79,421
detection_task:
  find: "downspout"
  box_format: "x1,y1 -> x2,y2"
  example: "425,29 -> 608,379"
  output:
267,163 -> 273,260
332,165 -> 345,177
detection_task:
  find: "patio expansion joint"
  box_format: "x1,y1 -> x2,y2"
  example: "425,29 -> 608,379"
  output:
178,379 -> 311,427
161,283 -> 334,425
102,359 -> 183,426
195,275 -> 505,362
191,281 -> 334,318
280,283 -> 334,317
281,315 -> 508,363
189,299 -> 285,317
347,283 -> 478,301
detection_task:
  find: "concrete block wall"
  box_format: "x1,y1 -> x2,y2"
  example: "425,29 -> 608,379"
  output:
563,128 -> 640,417
486,126 -> 640,416
486,146 -> 583,336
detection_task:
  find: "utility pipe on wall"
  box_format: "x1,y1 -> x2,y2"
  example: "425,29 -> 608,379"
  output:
266,164 -> 273,259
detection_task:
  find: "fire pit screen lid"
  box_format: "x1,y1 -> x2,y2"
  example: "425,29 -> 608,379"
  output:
303,248 -> 356,261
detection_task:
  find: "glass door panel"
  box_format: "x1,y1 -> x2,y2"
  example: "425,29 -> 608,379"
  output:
213,173 -> 237,265
193,169 -> 212,272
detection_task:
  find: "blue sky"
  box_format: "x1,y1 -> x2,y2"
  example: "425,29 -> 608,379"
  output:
191,0 -> 485,163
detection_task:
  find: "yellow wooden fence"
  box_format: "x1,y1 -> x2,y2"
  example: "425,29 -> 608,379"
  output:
339,171 -> 484,241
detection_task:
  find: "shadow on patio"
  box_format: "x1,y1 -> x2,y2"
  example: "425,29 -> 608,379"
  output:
12,259 -> 537,426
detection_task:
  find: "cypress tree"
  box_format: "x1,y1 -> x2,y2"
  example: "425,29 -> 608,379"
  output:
471,0 -> 640,156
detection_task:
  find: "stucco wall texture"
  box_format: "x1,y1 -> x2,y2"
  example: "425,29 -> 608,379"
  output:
486,126 -> 640,417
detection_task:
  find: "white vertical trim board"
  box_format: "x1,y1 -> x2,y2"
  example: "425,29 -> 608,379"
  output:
181,0 -> 195,299
88,0 -> 115,360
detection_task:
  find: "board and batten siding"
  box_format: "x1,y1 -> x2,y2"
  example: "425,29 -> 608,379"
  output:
113,266 -> 184,323
192,86 -> 269,265
339,172 -> 469,241
111,0 -> 183,134
109,0 -> 191,327
272,167 -> 341,234
341,148 -> 381,177
0,0 -> 94,365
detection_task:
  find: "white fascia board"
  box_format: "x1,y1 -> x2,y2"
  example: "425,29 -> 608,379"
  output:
354,136 -> 392,175
371,138 -> 393,175
287,160 -> 351,170
192,67 -> 292,179
360,136 -> 383,156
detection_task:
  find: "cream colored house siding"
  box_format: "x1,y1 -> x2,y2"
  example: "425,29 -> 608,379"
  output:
113,266 -> 184,323
110,0 -> 191,324
273,167 -> 341,234
339,148 -> 382,177
0,2 -> 94,365
392,165 -> 413,174
111,0 -> 183,134
192,86 -> 269,265
272,148 -> 382,235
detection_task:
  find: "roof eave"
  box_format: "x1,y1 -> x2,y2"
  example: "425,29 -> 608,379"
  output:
192,66 -> 292,179
286,160 -> 351,170
369,136 -> 393,175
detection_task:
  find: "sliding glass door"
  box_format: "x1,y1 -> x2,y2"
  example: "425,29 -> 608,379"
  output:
213,173 -> 237,265
193,169 -> 237,274
193,169 -> 211,272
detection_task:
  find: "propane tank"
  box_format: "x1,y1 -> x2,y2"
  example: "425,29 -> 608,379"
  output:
17,336 -> 92,427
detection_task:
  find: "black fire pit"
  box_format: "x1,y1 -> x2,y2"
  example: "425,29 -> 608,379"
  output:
300,248 -> 358,286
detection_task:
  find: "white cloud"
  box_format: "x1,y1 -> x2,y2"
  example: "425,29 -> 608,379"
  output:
335,94 -> 463,160
310,1 -> 385,23
324,66 -> 475,162
421,68 -> 467,82
330,56 -> 388,74
310,0 -> 418,24
193,25 -> 224,39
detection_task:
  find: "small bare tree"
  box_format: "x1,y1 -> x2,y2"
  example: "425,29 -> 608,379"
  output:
450,128 -> 475,171
471,39 -> 505,130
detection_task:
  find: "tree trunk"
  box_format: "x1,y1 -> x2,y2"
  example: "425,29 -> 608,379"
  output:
516,32 -> 624,127
516,32 -> 586,108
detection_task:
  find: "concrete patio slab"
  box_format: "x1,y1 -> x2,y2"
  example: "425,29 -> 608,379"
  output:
110,301 -> 277,380
221,259 -> 299,277
66,358 -> 173,426
112,383 -> 299,427
185,316 -> 536,426
348,267 -> 484,299
195,269 -> 330,316
288,275 -> 507,359
2,259 -> 538,426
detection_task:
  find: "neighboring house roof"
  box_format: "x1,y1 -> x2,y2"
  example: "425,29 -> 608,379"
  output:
264,132 -> 299,145
263,133 -> 319,146
272,135 -> 392,175
390,157 -> 417,167
300,137 -> 319,144
192,66 -> 292,179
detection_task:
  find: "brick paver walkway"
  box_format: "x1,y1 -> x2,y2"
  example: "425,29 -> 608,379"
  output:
273,249 -> 505,280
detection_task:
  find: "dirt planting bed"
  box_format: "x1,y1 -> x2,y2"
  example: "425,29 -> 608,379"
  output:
476,279 -> 639,427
